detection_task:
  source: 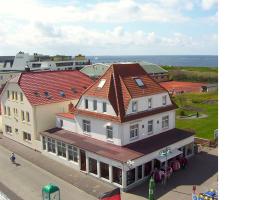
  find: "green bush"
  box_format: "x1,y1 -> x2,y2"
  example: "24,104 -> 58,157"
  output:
180,110 -> 186,116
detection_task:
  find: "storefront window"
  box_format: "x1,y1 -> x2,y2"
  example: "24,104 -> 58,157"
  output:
89,158 -> 97,175
112,167 -> 122,185
144,161 -> 152,177
68,145 -> 78,162
100,162 -> 109,179
127,168 -> 135,186
137,165 -> 142,180
57,141 -> 66,158
48,138 -> 56,153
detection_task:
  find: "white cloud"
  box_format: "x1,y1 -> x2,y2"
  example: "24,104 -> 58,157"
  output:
201,0 -> 218,10
0,0 -> 189,24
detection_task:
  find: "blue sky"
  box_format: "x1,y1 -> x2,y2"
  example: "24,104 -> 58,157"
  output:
0,0 -> 217,55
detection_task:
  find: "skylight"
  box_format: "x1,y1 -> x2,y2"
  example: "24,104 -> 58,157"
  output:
44,91 -> 49,96
59,91 -> 65,97
134,78 -> 144,87
98,79 -> 106,88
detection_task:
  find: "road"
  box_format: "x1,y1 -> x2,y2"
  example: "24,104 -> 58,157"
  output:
0,145 -> 96,200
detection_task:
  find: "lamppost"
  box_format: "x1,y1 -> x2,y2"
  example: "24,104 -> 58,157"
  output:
159,147 -> 171,185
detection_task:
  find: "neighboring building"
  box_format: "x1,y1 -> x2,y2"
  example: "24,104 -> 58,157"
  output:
0,52 -> 91,72
0,71 -> 21,88
81,61 -> 169,82
160,81 -> 210,95
41,63 -> 194,190
0,56 -> 15,70
0,70 -> 94,150
201,83 -> 218,93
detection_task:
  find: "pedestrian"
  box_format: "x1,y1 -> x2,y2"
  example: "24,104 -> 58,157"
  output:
10,152 -> 16,163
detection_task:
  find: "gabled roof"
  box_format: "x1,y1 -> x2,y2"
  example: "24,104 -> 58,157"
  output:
79,63 -> 176,122
7,70 -> 94,106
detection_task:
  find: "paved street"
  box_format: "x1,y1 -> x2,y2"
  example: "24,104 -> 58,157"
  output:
0,145 -> 96,200
0,135 -> 217,200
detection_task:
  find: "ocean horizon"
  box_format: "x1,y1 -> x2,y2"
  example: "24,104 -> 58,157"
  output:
88,55 -> 218,67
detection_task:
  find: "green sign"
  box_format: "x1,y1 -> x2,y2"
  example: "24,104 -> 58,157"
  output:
42,184 -> 60,200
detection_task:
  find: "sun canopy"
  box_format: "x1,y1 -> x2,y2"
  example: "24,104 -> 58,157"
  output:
156,149 -> 183,163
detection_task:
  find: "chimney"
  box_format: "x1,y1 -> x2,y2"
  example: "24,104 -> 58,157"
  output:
68,102 -> 74,112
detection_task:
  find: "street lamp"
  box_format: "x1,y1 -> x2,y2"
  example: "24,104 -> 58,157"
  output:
159,147 -> 171,185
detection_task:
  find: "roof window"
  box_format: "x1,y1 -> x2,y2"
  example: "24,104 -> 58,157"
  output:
34,91 -> 40,97
59,91 -> 65,97
44,91 -> 49,97
98,79 -> 106,88
134,78 -> 144,87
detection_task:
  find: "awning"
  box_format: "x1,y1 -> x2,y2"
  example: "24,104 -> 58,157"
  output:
156,149 -> 183,163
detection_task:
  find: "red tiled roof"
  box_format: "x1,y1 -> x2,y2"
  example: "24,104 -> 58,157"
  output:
160,81 -> 206,93
41,127 -> 194,163
82,63 -> 171,122
56,113 -> 75,120
12,70 -> 94,106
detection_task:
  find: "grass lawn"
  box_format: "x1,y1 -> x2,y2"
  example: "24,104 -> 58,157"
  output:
173,91 -> 218,140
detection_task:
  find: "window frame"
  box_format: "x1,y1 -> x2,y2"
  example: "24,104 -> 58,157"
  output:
148,98 -> 152,109
47,138 -> 56,153
68,145 -> 78,162
57,141 -> 67,158
148,120 -> 153,134
130,124 -> 139,139
82,120 -> 91,134
93,100 -> 97,111
102,102 -> 107,113
106,126 -> 113,139
23,132 -> 31,141
85,99 -> 88,109
162,95 -> 167,105
162,115 -> 169,129
132,101 -> 138,112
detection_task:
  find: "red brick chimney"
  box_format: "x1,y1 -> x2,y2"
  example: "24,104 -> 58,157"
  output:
68,102 -> 74,112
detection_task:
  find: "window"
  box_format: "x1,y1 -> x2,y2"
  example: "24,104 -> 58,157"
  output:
13,108 -> 18,117
7,90 -> 10,99
93,100 -> 97,111
42,136 -> 46,150
7,107 -> 10,116
23,132 -> 31,141
148,98 -> 152,109
20,92 -> 23,101
48,138 -> 56,153
132,101 -> 138,112
57,141 -> 66,158
162,95 -> 167,105
106,126 -> 113,139
26,112 -> 30,122
15,128 -> 18,134
89,158 -> 97,174
12,91 -> 15,100
83,120 -> 91,133
21,111 -> 25,121
15,92 -> 18,100
98,79 -> 106,88
130,124 -> 139,139
134,78 -> 144,87
148,120 -> 153,134
4,106 -> 6,115
162,116 -> 169,129
5,125 -> 12,134
68,145 -> 78,162
85,99 -> 88,109
102,102 -> 107,113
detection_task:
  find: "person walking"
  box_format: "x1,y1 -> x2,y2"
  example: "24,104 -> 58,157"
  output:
10,152 -> 16,164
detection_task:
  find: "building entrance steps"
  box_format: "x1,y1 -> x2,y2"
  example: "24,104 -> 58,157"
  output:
0,135 -> 115,198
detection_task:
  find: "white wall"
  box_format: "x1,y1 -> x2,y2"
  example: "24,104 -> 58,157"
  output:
121,110 -> 176,146
74,115 -> 122,145
77,96 -> 116,116
56,116 -> 76,133
126,92 -> 172,115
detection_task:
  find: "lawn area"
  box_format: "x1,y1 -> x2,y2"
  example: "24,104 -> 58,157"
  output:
173,91 -> 218,140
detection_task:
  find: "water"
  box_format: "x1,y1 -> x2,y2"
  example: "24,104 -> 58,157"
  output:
88,55 -> 218,67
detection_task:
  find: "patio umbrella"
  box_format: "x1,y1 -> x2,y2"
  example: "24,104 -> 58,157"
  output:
148,177 -> 155,200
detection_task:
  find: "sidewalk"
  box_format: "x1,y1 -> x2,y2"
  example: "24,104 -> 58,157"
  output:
0,135 -> 115,198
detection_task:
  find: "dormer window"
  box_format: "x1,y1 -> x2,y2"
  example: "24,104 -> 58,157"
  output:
102,102 -> 107,113
162,95 -> 167,105
132,101 -> 138,112
148,98 -> 152,109
98,79 -> 106,88
134,78 -> 144,87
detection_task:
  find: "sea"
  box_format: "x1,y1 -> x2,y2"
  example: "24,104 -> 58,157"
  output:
88,55 -> 218,67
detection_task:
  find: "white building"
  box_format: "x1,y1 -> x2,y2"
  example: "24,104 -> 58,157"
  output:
0,70 -> 94,150
0,52 -> 91,72
41,63 -> 194,190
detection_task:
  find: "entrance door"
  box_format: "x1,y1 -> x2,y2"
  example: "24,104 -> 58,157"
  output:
80,150 -> 86,171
